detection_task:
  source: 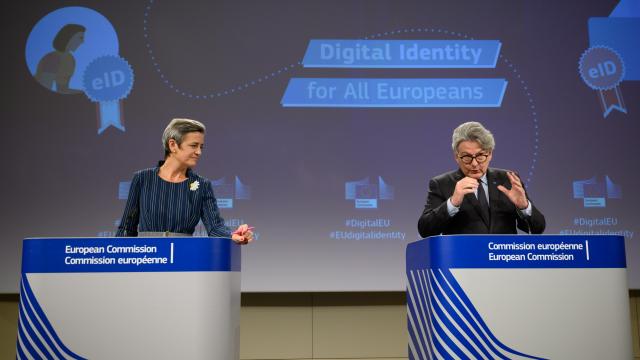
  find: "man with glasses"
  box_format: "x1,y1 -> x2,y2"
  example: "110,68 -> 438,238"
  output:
418,121 -> 545,237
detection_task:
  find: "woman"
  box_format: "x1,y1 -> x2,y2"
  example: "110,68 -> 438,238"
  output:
35,24 -> 85,94
116,118 -> 253,244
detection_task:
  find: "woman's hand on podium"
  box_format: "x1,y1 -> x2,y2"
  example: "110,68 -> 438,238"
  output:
231,224 -> 254,245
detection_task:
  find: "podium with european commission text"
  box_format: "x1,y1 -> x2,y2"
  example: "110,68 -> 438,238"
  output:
16,237 -> 241,360
406,235 -> 631,360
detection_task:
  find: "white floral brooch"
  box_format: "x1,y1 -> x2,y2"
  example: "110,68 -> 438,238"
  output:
189,180 -> 200,191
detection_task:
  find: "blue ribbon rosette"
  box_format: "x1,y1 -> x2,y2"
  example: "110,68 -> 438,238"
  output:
82,55 -> 134,134
579,46 -> 627,118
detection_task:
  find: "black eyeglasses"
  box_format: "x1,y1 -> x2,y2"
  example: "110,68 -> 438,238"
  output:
458,153 -> 490,164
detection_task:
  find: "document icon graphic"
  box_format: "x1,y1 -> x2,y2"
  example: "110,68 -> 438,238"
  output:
118,181 -> 131,200
573,175 -> 622,208
345,176 -> 394,209
234,176 -> 251,200
211,176 -> 252,209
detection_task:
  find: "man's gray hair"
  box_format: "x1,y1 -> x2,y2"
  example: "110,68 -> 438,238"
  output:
162,118 -> 206,157
451,121 -> 495,152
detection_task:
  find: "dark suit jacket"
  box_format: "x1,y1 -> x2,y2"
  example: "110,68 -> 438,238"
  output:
418,168 -> 545,238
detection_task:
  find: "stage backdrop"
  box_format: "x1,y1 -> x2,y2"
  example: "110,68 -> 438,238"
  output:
2,0 -> 639,292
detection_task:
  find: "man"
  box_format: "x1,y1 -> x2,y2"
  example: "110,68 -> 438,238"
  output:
418,121 -> 545,237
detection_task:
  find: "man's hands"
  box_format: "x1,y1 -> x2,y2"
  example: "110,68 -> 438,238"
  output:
450,177 -> 479,207
451,171 -> 529,210
497,171 -> 529,210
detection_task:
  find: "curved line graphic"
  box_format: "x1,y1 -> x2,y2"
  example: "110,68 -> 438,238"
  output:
407,269 -> 548,360
142,8 -> 540,185
428,270 -> 486,359
17,275 -> 87,360
441,269 -> 547,359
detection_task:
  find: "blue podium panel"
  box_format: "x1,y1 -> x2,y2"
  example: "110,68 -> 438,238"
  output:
16,237 -> 241,360
406,235 -> 631,360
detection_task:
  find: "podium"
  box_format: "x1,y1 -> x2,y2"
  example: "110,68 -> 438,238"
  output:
16,237 -> 241,360
406,235 -> 631,360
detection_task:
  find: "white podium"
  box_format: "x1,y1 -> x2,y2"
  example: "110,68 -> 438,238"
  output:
16,237 -> 241,360
406,235 -> 631,360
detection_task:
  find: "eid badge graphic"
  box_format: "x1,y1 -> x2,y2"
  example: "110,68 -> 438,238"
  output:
579,46 -> 626,117
83,55 -> 134,134
25,6 -> 134,134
